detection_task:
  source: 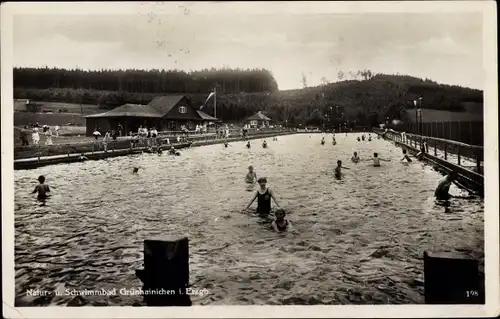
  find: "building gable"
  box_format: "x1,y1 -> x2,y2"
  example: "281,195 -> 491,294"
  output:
162,96 -> 202,120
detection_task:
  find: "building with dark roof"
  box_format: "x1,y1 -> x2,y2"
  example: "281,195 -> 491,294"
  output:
242,111 -> 272,128
84,95 -> 218,135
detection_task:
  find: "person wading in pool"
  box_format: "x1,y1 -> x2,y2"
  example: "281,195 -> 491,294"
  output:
321,136 -> 325,145
401,149 -> 412,162
271,209 -> 293,232
32,175 -> 51,203
246,141 -> 251,149
244,177 -> 280,217
434,171 -> 458,200
351,152 -> 360,163
361,152 -> 391,167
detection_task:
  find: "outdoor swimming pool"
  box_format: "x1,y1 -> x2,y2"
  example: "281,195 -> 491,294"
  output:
14,133 -> 484,305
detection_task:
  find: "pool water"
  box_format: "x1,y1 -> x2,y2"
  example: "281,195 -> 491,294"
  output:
14,133 -> 484,305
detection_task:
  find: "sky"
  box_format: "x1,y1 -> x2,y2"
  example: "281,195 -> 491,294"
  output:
11,2 -> 485,90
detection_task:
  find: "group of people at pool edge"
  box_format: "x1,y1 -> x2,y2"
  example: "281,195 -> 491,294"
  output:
32,132 -> 464,228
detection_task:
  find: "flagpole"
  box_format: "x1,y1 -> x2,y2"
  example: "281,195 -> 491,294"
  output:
214,87 -> 217,119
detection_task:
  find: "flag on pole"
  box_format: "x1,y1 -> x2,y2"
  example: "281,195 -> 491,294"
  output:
200,91 -> 216,109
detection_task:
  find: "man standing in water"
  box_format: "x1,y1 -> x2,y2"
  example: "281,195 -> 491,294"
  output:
244,177 -> 280,217
435,171 -> 457,200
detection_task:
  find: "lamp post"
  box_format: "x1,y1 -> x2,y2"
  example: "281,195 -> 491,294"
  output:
418,97 -> 423,135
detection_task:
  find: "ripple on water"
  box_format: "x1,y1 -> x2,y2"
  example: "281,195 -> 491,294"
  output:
14,134 -> 483,305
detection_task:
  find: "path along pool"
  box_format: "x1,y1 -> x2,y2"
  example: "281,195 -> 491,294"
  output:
14,133 -> 484,305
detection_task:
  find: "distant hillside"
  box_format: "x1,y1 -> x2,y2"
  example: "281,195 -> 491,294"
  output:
14,73 -> 482,127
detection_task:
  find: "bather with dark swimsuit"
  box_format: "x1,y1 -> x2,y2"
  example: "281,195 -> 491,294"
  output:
256,188 -> 272,217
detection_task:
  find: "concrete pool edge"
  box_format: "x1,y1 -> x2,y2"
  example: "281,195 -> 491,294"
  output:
13,131 -> 298,170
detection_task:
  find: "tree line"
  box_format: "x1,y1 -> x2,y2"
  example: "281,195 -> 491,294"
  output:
14,67 -> 279,95
14,67 -> 483,128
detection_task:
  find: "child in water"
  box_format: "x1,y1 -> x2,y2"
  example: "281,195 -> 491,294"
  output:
271,209 -> 293,232
321,137 -> 325,145
246,165 -> 258,183
32,175 -> 50,201
357,136 -> 361,142
246,141 -> 251,149
351,152 -> 360,163
334,160 -> 350,179
262,140 -> 268,148
244,177 -> 280,217
401,149 -> 412,162
435,171 -> 457,200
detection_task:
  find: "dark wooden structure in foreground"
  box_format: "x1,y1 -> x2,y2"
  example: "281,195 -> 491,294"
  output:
136,236 -> 192,306
424,251 -> 484,304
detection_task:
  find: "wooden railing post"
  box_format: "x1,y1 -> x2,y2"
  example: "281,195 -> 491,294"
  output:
135,236 -> 192,306
434,140 -> 437,156
444,143 -> 448,160
457,146 -> 461,166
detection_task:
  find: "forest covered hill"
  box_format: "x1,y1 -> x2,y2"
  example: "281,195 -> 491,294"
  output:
14,67 -> 483,127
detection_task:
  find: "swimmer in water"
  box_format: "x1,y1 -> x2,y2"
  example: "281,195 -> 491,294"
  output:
157,147 -> 163,155
32,175 -> 50,202
368,135 -> 372,141
245,165 -> 257,183
361,134 -> 365,141
224,141 -> 229,148
133,167 -> 140,173
334,160 -> 350,179
321,137 -> 325,145
401,149 -> 412,162
262,140 -> 268,148
246,141 -> 251,149
168,146 -> 180,156
351,152 -> 360,163
244,177 -> 280,217
357,136 -> 361,142
79,153 -> 88,161
368,152 -> 391,167
434,171 -> 457,200
271,209 -> 293,232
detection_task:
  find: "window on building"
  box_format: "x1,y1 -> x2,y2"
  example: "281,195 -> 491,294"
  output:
179,106 -> 187,114
250,120 -> 258,126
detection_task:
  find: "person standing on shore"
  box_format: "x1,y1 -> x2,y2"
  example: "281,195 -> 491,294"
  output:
102,131 -> 111,152
45,127 -> 54,146
118,123 -> 123,137
20,126 -> 29,146
32,127 -> 40,146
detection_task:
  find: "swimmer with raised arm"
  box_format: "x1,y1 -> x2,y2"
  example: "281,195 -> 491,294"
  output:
245,165 -> 258,183
334,160 -> 350,179
363,152 -> 391,167
271,209 -> 293,232
244,177 -> 280,217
